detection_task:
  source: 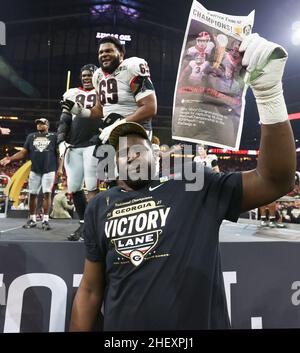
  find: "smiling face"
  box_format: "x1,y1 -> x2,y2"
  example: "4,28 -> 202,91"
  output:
81,70 -> 94,90
98,42 -> 124,74
116,134 -> 155,190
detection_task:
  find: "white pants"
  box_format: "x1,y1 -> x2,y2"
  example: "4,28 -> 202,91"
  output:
64,145 -> 98,193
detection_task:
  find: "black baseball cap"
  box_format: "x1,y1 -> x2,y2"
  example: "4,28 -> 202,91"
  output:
35,118 -> 49,126
109,122 -> 150,149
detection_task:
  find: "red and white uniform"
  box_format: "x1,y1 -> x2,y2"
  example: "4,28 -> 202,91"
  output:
222,52 -> 242,80
188,60 -> 207,84
63,87 -> 97,114
62,87 -> 99,193
194,154 -> 218,169
186,41 -> 214,61
92,57 -> 154,119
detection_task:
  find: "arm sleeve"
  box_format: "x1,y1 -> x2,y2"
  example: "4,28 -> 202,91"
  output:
84,198 -> 105,262
58,88 -> 77,144
57,112 -> 72,144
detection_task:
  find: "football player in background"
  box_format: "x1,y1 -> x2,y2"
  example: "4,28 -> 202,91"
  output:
57,64 -> 101,241
61,36 -> 157,143
193,144 -> 220,172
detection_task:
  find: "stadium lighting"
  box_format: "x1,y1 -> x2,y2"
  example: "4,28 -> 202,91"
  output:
0,116 -> 18,120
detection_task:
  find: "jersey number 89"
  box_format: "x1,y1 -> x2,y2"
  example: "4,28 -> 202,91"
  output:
76,94 -> 96,108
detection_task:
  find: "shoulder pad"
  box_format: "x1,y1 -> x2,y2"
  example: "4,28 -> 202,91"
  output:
92,68 -> 103,91
63,88 -> 78,100
125,57 -> 150,77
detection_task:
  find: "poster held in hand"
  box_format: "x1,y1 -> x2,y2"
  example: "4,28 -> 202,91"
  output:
172,0 -> 255,150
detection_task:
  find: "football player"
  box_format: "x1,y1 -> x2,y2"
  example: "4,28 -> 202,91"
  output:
57,64 -> 101,241
61,36 -> 157,144
186,31 -> 215,61
193,144 -> 220,172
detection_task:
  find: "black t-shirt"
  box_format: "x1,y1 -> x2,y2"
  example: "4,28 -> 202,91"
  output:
23,132 -> 57,174
84,168 -> 242,331
68,116 -> 102,148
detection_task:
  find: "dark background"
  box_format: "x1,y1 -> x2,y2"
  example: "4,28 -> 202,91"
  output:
0,0 -> 299,150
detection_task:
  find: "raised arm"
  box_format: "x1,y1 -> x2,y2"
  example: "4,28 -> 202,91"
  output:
240,34 -> 296,211
69,259 -> 104,331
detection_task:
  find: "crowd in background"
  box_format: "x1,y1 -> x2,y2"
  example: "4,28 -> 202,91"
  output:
1,147 -> 300,224
0,160 -> 23,178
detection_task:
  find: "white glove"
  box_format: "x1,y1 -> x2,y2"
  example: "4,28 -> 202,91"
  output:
58,141 -> 70,158
239,33 -> 288,124
61,99 -> 91,118
99,119 -> 125,144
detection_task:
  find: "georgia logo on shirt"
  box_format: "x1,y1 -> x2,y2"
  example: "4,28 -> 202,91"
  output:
105,198 -> 170,266
33,136 -> 51,152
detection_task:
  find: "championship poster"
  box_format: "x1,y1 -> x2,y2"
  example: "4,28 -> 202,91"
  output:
172,0 -> 255,150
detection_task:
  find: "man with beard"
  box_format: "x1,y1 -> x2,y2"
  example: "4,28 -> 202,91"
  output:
0,118 -> 57,230
69,33 -> 296,331
61,36 -> 157,144
57,64 -> 101,241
